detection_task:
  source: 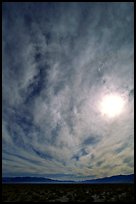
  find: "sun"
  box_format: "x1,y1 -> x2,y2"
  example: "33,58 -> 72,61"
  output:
100,94 -> 125,118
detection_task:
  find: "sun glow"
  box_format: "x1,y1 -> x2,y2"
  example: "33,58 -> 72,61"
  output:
100,94 -> 125,118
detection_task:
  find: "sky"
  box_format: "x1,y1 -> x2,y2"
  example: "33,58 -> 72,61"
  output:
2,2 -> 134,181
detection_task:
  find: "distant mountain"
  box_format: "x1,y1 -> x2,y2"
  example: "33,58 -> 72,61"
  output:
2,177 -> 54,183
2,174 -> 134,184
82,174 -> 134,184
2,177 -> 74,183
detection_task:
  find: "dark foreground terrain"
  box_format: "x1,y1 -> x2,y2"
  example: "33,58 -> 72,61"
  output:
2,184 -> 134,202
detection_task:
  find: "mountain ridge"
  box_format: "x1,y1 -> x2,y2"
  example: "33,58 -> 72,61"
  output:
81,174 -> 134,183
2,174 -> 134,183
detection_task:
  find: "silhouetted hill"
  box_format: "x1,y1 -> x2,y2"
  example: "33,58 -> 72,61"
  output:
2,177 -> 73,183
2,174 -> 134,183
82,174 -> 134,183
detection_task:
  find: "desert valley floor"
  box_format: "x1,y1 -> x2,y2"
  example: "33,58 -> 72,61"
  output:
2,183 -> 134,202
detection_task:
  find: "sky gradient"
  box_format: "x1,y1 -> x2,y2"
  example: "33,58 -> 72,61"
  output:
2,2 -> 134,181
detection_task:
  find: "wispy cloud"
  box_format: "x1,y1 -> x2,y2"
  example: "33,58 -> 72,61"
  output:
2,2 -> 134,180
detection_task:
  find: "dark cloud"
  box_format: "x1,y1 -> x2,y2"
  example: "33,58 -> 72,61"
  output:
32,147 -> 53,161
129,89 -> 134,100
72,148 -> 88,161
123,157 -> 134,166
83,136 -> 100,146
96,160 -> 104,167
115,143 -> 128,154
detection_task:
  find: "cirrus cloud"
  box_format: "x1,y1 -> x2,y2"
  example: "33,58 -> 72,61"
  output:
2,2 -> 134,180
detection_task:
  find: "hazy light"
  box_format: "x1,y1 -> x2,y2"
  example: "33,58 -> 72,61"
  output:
100,94 -> 125,118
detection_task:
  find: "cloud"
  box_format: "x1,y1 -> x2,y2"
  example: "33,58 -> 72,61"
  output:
2,2 -> 134,180
83,136 -> 100,146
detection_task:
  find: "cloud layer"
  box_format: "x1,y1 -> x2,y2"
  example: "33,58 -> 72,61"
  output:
2,2 -> 134,180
